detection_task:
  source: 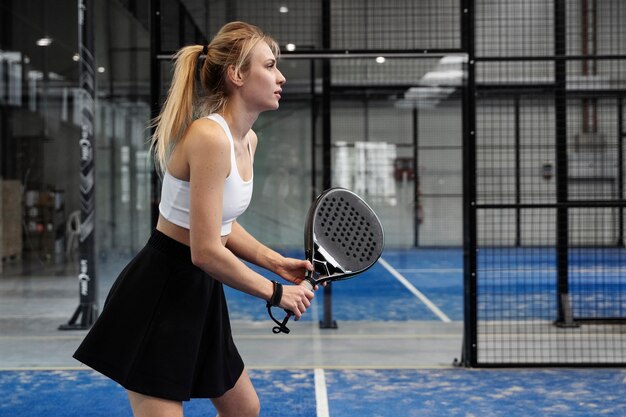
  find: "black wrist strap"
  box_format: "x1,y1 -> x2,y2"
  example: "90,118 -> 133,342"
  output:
266,281 -> 291,334
268,280 -> 283,307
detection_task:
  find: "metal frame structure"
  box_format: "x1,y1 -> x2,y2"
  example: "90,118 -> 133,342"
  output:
149,0 -> 468,331
462,0 -> 626,366
147,0 -> 625,364
60,0 -> 98,331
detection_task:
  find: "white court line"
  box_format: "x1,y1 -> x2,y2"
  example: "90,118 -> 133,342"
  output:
315,368 -> 330,417
311,293 -> 330,417
396,268 -> 462,273
379,258 -> 452,323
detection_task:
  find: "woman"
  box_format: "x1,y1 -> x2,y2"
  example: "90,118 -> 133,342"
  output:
73,22 -> 315,417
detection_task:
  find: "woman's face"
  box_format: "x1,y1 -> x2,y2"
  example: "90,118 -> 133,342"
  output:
240,41 -> 286,111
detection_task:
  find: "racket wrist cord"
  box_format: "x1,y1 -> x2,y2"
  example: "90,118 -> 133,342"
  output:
267,304 -> 291,334
266,281 -> 291,334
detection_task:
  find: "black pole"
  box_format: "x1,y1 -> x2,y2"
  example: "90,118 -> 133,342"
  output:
60,0 -> 98,330
515,96 -> 522,247
0,0 -> 12,180
618,98 -> 624,247
311,59 -> 318,202
461,0 -> 478,366
553,0 -> 576,327
320,0 -> 337,329
149,0 -> 161,229
321,0 -> 331,208
413,108 -> 420,247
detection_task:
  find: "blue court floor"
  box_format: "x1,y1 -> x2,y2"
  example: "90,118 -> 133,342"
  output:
226,248 -> 465,323
2,247 -> 626,416
2,368 -> 626,417
226,247 -> 626,324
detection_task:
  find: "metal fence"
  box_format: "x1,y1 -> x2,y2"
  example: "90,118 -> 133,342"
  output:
463,0 -> 626,366
151,0 -> 626,365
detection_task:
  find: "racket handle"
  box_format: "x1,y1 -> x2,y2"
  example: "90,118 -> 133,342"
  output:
299,278 -> 314,291
271,278 -> 316,334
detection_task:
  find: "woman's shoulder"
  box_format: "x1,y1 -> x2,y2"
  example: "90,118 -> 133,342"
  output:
177,118 -> 231,176
183,117 -> 230,151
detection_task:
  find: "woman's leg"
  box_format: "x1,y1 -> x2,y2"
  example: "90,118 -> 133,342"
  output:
127,390 -> 183,417
211,370 -> 260,417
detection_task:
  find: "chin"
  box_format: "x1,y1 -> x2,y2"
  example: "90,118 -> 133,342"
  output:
269,101 -> 280,110
259,104 -> 280,114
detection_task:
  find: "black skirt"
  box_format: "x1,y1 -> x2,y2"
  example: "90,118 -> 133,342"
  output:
73,230 -> 244,402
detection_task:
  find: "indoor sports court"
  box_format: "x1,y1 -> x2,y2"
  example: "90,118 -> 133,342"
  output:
1,1 -> 626,416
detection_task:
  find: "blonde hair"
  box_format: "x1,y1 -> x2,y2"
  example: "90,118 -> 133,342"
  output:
150,21 -> 280,173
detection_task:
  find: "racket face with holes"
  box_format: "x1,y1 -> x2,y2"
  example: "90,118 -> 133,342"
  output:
305,188 -> 384,284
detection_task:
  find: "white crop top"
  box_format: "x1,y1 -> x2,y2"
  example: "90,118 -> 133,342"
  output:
159,114 -> 254,236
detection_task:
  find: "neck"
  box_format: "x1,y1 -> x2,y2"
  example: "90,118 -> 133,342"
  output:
220,99 -> 259,141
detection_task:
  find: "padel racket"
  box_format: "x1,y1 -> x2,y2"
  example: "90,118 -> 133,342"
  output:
267,187 -> 384,333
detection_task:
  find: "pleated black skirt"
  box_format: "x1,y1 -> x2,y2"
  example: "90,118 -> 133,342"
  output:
73,230 -> 244,402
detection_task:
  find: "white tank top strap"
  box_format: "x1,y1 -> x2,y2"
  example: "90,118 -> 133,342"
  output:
206,114 -> 236,173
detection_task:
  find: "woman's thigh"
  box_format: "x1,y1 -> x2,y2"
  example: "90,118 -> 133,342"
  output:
127,390 -> 183,417
211,370 -> 260,417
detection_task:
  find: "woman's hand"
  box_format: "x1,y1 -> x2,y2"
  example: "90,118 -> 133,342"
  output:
275,257 -> 321,320
275,257 -> 314,285
275,256 -> 328,290
279,284 -> 315,320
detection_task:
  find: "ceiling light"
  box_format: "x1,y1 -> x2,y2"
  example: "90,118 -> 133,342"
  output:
97,67 -> 106,73
286,43 -> 296,52
72,53 -> 80,62
376,56 -> 386,64
36,36 -> 53,46
279,6 -> 288,13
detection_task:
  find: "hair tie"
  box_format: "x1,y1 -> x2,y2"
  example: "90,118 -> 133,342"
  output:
202,44 -> 208,56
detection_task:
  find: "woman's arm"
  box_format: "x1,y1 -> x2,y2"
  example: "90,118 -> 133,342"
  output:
226,221 -> 312,284
183,119 -> 313,317
226,221 -> 281,270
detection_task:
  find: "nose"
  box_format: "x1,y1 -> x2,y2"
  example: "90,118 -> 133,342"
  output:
277,69 -> 286,85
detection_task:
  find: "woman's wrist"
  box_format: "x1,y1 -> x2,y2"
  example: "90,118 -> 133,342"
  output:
267,280 -> 283,306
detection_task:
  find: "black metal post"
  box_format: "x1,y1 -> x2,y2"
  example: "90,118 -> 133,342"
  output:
618,98 -> 624,247
0,0 -> 12,180
553,0 -> 576,327
60,0 -> 98,330
320,0 -> 337,329
461,0 -> 478,366
413,108 -> 420,247
149,0 -> 161,229
311,59 -> 318,202
515,96 -> 522,247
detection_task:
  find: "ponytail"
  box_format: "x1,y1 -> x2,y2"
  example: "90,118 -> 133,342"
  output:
150,45 -> 203,174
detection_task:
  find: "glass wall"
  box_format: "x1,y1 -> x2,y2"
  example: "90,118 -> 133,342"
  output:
158,0 -> 465,249
210,56 -> 465,249
0,0 -> 151,298
1,0 -> 465,290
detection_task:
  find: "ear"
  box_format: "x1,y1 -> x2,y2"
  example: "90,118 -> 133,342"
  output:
227,65 -> 244,87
